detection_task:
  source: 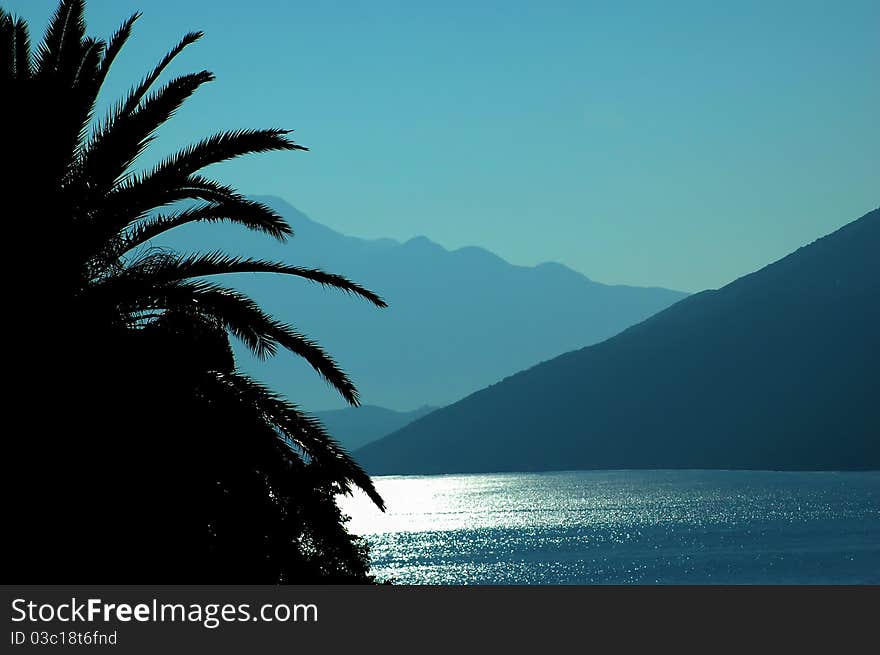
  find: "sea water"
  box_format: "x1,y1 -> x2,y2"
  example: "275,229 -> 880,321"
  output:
336,470 -> 880,584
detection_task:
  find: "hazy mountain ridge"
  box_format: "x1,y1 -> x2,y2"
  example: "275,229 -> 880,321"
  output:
161,195 -> 687,410
314,405 -> 438,452
356,207 -> 880,474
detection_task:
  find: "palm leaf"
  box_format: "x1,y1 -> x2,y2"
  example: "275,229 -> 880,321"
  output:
1,11 -> 13,80
94,174 -> 248,237
2,14 -> 31,80
206,371 -> 386,510
82,70 -> 215,193
96,13 -> 140,87
131,280 -> 362,404
64,36 -> 105,167
95,172 -> 291,252
94,131 -> 305,242
2,12 -> 32,81
14,17 -> 30,79
34,0 -> 85,80
120,198 -> 292,254
146,128 -> 307,183
72,36 -> 102,88
120,31 -> 203,117
124,251 -> 387,307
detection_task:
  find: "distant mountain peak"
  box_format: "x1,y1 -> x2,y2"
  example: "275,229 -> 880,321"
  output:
225,195 -> 687,411
403,235 -> 446,251
535,261 -> 593,282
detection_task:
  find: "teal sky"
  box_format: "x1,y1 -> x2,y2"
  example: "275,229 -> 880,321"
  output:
9,0 -> 878,292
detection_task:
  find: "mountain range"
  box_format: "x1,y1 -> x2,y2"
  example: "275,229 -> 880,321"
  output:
314,405 -> 437,452
162,196 -> 687,410
356,208 -> 880,474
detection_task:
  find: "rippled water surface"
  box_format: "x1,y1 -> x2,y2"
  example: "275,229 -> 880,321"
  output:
337,470 -> 880,584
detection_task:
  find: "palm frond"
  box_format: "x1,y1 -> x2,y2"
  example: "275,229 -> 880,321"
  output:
206,371 -> 386,510
120,198 -> 292,253
124,251 -> 387,307
1,11 -> 13,81
96,12 -> 140,87
146,128 -> 307,183
179,175 -> 249,203
120,31 -> 203,117
55,1 -> 87,84
130,280 -> 361,404
2,13 -> 31,80
14,17 -> 30,79
64,36 -> 105,163
86,177 -> 259,266
78,70 -> 214,212
35,0 -> 85,80
94,175 -> 247,238
72,36 -> 102,88
90,130 -> 304,248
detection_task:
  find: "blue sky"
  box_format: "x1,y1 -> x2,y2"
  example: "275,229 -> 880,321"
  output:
9,0 -> 879,291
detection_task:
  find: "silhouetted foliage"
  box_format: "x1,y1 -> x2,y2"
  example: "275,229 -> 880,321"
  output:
2,0 -> 385,582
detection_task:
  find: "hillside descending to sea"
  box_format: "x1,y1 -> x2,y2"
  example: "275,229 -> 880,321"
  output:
357,208 -> 880,474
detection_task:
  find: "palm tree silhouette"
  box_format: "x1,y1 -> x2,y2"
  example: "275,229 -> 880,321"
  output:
2,0 -> 386,581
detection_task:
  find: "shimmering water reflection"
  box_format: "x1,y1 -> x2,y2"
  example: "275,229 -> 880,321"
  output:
337,470 -> 880,584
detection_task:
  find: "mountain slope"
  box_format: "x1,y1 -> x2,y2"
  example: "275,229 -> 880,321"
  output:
159,196 -> 687,410
314,405 -> 437,451
356,208 -> 880,474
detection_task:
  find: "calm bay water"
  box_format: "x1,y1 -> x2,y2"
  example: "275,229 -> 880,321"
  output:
337,470 -> 880,584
